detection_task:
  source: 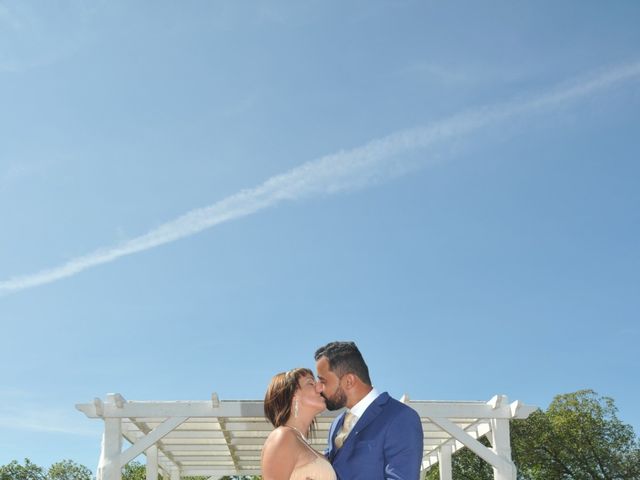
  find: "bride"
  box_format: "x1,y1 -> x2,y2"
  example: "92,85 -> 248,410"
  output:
261,368 -> 337,480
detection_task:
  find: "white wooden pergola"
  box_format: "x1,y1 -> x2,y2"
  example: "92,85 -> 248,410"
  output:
76,393 -> 536,480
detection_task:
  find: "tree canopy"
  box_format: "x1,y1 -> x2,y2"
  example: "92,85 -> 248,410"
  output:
0,459 -> 46,480
0,460 -> 90,480
425,389 -> 640,480
47,461 -> 92,480
512,389 -> 640,479
120,463 -> 257,480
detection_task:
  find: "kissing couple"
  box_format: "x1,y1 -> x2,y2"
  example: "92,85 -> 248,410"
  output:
261,341 -> 424,480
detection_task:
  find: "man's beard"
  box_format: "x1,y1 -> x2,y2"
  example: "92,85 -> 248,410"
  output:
323,386 -> 347,411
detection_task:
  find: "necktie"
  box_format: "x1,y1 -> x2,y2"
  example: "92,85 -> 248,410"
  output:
334,411 -> 357,449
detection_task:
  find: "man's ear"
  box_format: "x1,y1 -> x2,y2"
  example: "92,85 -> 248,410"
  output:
343,373 -> 356,389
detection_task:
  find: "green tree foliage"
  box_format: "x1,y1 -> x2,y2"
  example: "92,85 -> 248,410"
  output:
424,390 -> 640,480
512,389 -> 640,479
0,459 -> 46,480
47,461 -> 92,480
219,477 -> 261,480
0,459 -> 90,480
0,459 -> 262,480
121,462 -> 145,480
423,438 -> 493,480
120,462 -> 260,480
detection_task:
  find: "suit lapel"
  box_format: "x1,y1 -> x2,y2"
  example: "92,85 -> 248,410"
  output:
334,392 -> 390,457
350,392 -> 388,437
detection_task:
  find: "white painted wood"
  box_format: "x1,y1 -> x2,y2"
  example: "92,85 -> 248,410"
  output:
96,434 -> 107,480
423,419 -> 492,467
113,394 -> 126,408
146,446 -> 158,480
490,417 -> 516,480
78,392 -> 536,478
437,444 -> 452,480
94,398 -> 104,416
409,402 -> 518,420
100,401 -> 123,480
77,399 -> 526,419
118,416 -> 188,465
120,422 -> 180,476
488,395 -> 503,409
217,418 -> 240,471
429,417 -> 511,472
510,400 -> 538,419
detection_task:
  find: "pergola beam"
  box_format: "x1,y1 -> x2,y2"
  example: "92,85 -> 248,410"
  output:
422,419 -> 492,468
123,420 -> 181,476
217,418 -> 241,472
78,392 -> 536,480
429,416 -> 512,472
119,416 -> 188,465
79,400 -> 528,420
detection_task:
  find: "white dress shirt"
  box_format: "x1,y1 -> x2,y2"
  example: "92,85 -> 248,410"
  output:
347,387 -> 380,421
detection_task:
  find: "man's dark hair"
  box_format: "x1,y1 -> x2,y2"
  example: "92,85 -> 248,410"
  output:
314,341 -> 372,386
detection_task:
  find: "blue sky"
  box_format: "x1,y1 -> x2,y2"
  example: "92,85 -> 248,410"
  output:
1,0 -> 639,471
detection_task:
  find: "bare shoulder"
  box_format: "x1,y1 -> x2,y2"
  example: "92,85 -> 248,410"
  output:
263,426 -> 299,455
262,427 -> 301,479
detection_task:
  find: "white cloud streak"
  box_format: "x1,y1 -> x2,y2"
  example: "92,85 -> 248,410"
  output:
1,61 -> 639,294
0,406 -> 100,436
0,161 -> 50,192
0,389 -> 98,436
0,0 -> 92,73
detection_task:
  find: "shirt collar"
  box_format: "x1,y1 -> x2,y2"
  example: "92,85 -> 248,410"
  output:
349,387 -> 380,418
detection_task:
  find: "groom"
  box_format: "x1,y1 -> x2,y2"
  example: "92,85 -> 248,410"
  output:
315,341 -> 424,479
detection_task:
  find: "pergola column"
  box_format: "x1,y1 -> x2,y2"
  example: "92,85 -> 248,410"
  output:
437,444 -> 453,480
101,394 -> 123,480
490,417 -> 516,480
146,445 -> 158,480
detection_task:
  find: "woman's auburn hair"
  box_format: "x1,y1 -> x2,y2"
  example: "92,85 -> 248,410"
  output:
264,367 -> 314,428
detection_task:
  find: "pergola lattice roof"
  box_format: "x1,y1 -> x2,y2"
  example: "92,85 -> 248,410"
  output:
77,393 -> 537,480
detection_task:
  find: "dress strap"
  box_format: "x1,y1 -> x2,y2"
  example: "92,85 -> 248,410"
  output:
284,426 -> 321,456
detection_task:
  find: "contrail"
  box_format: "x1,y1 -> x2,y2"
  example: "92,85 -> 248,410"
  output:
0,408 -> 99,436
2,61 -> 639,294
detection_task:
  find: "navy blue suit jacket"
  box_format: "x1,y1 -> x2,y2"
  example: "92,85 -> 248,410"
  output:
326,392 -> 423,480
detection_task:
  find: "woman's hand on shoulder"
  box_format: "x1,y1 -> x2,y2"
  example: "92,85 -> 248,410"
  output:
261,427 -> 300,480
